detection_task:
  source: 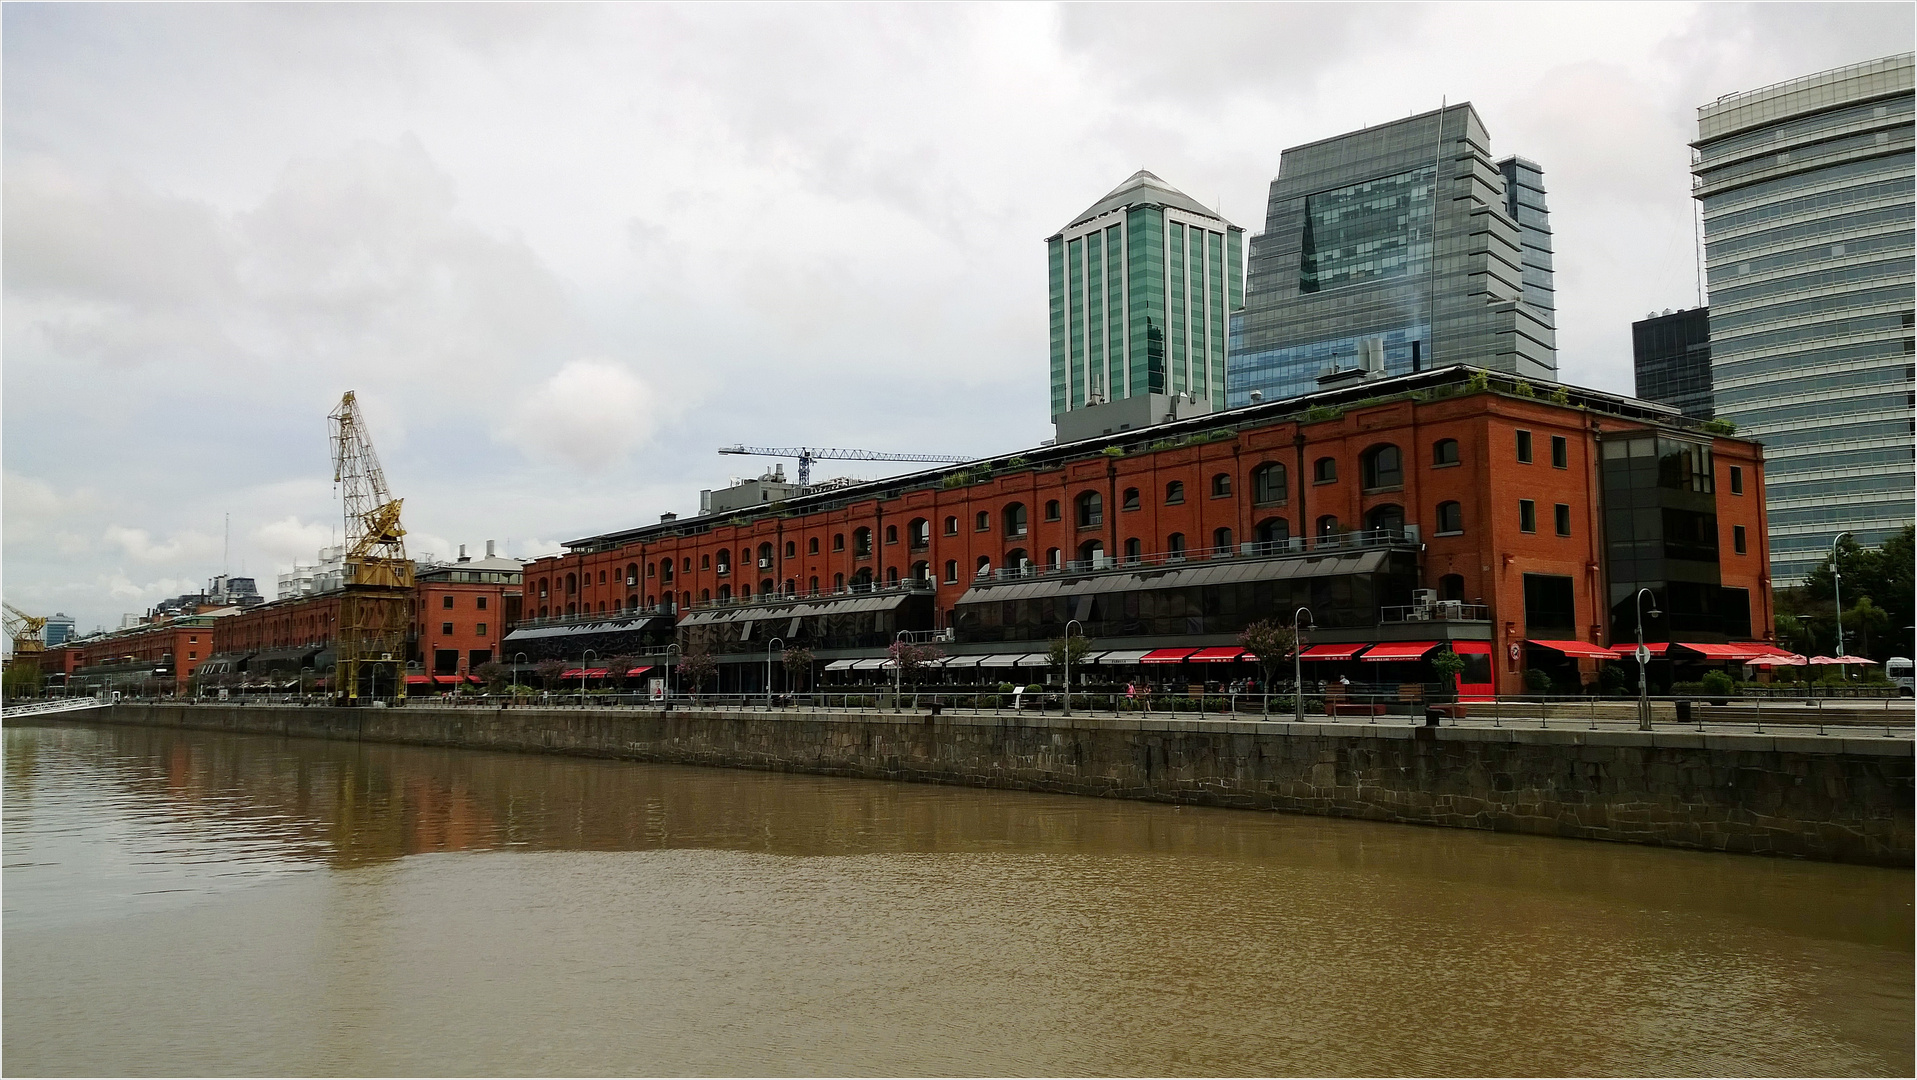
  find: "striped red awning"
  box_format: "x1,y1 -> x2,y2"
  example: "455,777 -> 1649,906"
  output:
626,665 -> 655,677
404,674 -> 435,686
1735,642 -> 1798,658
1525,639 -> 1617,660
559,667 -> 613,678
1669,642 -> 1767,661
1299,643 -> 1366,660
1139,648 -> 1200,664
1187,647 -> 1247,662
1359,641 -> 1439,662
1610,643 -> 1670,659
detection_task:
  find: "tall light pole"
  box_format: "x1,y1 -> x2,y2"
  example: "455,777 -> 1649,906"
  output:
766,637 -> 784,708
513,652 -> 527,699
581,648 -> 597,707
1830,532 -> 1851,661
1634,588 -> 1661,731
1293,607 -> 1313,724
894,629 -> 909,708
665,642 -> 680,709
1063,619 -> 1083,715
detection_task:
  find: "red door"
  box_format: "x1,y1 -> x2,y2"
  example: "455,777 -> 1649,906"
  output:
1453,641 -> 1494,702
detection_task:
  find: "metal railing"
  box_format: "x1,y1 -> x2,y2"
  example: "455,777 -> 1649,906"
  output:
1380,602 -> 1490,623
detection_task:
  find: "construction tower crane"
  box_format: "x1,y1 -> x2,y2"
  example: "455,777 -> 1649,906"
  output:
717,445 -> 967,488
329,391 -> 412,704
4,602 -> 48,657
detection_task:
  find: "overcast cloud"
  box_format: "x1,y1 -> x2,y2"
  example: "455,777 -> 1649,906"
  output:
4,2 -> 1910,634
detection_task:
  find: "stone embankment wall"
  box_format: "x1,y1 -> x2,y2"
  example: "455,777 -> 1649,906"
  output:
95,703 -> 1912,865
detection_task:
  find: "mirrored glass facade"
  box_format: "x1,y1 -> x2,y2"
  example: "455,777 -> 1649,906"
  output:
1694,53 -> 1916,585
1632,307 -> 1714,420
1229,104 -> 1557,406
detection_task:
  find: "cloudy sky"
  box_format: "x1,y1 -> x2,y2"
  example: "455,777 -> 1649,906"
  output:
4,2 -> 1909,634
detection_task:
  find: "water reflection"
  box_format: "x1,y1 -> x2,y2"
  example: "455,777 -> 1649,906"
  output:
4,722 -> 1911,1077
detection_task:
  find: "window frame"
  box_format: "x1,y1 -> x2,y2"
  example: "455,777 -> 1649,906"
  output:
1551,435 -> 1568,469
1312,457 -> 1337,484
1432,439 -> 1460,467
1519,499 -> 1537,533
1210,473 -> 1232,498
1516,430 -> 1534,464
1435,501 -> 1464,535
1554,503 -> 1572,537
1164,480 -> 1185,505
1729,466 -> 1744,495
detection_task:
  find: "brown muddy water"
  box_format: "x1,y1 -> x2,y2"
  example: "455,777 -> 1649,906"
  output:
3,722 -> 1910,1076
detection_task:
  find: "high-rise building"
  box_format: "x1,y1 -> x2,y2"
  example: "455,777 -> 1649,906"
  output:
1047,171 -> 1244,443
1633,307 -> 1714,419
1228,104 -> 1557,405
1693,53 -> 1915,586
42,612 -> 75,647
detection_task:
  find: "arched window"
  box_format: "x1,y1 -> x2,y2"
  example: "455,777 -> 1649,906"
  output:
1317,515 -> 1340,536
1211,473 -> 1232,497
739,584 -> 750,599
630,563 -> 641,585
1123,537 -> 1142,563
885,567 -> 899,586
683,557 -> 692,573
943,560 -> 958,583
1439,574 -> 1465,602
681,591 -> 691,609
911,561 -> 930,583
809,576 -> 820,594
1313,457 -> 1336,483
1433,438 -> 1461,466
1252,463 -> 1287,505
700,589 -> 711,602
1075,491 -> 1103,527
885,525 -> 898,545
1003,502 -> 1028,537
715,549 -> 731,574
976,555 -> 991,576
661,560 -> 673,583
1167,533 -> 1186,558
808,537 -> 820,555
1436,501 -> 1464,534
599,570 -> 607,585
718,585 -> 731,601
1165,480 -> 1185,505
701,553 -> 711,570
1213,527 -> 1233,554
566,572 -> 577,594
784,541 -> 796,558
1006,548 -> 1028,571
908,518 -> 930,548
758,543 -> 774,568
944,516 -> 959,535
1122,487 -> 1141,511
567,603 -> 576,615
538,577 -> 550,599
1044,500 -> 1061,522
540,606 -> 549,618
851,567 -> 873,588
1078,539 -> 1105,566
1361,444 -> 1403,489
1046,548 -> 1061,569
630,594 -> 640,610
975,510 -> 990,532
832,533 -> 845,552
760,578 -> 775,595
833,573 -> 844,592
853,528 -> 871,556
1365,504 -> 1404,535
783,579 -> 795,596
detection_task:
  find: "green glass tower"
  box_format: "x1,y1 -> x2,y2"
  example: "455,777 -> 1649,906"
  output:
1047,171 -> 1243,441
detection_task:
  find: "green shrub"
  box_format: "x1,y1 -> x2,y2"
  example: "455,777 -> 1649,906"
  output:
1548,386 -> 1571,406
1101,446 -> 1124,457
1005,456 -> 1028,470
1512,380 -> 1536,398
1523,668 -> 1554,694
1466,371 -> 1490,392
1303,405 -> 1341,423
1700,671 -> 1736,698
1701,418 -> 1737,435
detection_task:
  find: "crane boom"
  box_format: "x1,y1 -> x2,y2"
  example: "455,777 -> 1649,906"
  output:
4,602 -> 48,656
717,445 -> 967,487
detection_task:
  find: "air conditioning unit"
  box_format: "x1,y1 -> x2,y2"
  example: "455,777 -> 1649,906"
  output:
1412,589 -> 1438,605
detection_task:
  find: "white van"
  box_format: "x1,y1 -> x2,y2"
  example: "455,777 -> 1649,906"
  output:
1887,657 -> 1913,697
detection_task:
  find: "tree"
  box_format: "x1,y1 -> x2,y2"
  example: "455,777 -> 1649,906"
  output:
782,646 -> 815,692
1796,526 -> 1915,662
532,658 -> 565,690
474,660 -> 508,693
1428,646 -> 1466,701
1236,620 -> 1296,689
1046,634 -> 1096,670
677,649 -> 717,698
606,654 -> 642,690
888,640 -> 945,687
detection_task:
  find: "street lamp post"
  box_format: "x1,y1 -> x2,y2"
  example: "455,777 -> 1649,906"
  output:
1634,588 -> 1662,731
1293,607 -> 1313,724
665,642 -> 680,710
766,637 -> 784,708
581,648 -> 597,707
1831,532 -> 1851,662
513,652 -> 527,700
1063,619 -> 1082,715
893,630 -> 909,709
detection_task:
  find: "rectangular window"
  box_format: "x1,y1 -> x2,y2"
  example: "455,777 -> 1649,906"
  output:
477,623 -> 487,636
1554,504 -> 1571,536
1522,573 -> 1576,637
476,596 -> 487,610
1516,430 -> 1533,463
1551,435 -> 1567,469
1733,525 -> 1747,554
1519,499 -> 1537,533
443,595 -> 454,608
188,651 -> 197,660
441,622 -> 454,635
1730,466 -> 1744,494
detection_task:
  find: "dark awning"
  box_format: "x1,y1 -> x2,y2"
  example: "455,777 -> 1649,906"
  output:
956,550 -> 1390,605
679,592 -> 912,627
504,616 -> 656,642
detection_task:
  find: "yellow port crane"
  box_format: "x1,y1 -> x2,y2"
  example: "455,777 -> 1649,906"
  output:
329,391 -> 413,704
4,602 -> 48,656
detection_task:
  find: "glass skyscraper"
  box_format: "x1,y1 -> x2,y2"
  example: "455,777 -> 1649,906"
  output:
1229,104 -> 1556,405
1633,306 -> 1714,420
1047,171 -> 1244,429
1694,53 -> 1915,586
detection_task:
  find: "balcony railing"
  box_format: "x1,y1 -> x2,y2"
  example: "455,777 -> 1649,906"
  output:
969,527 -> 1421,585
1381,602 -> 1490,623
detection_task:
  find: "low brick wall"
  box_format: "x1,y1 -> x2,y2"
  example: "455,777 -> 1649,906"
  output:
95,703 -> 1913,865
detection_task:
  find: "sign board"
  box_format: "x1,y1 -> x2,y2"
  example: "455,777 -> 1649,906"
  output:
649,678 -> 666,702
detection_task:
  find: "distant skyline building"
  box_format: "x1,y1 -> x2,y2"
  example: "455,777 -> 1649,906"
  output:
1047,170 -> 1244,443
1228,103 -> 1557,405
42,612 -> 75,648
1633,306 -> 1715,420
1693,53 -> 1915,586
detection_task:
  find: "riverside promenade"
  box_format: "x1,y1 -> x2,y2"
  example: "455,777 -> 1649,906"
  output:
71,700 -> 1914,866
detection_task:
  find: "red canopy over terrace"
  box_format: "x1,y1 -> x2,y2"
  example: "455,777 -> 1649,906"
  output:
1298,643 -> 1366,660
1140,648 -> 1200,664
1525,639 -> 1617,659
1187,647 -> 1247,662
1667,642 -> 1769,662
1359,642 -> 1439,662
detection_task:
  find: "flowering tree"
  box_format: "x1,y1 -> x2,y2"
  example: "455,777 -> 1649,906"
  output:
677,649 -> 718,699
1237,620 -> 1297,689
782,646 -> 815,692
887,640 -> 945,688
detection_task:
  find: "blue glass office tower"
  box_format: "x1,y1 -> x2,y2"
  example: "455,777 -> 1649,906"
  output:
1229,104 -> 1556,405
1694,53 -> 1915,586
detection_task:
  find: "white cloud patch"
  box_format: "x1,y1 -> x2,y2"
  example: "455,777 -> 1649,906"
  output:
102,524 -> 222,565
252,515 -> 337,568
497,359 -> 660,469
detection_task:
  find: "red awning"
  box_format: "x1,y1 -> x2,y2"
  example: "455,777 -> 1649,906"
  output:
559,668 -> 583,677
1736,642 -> 1798,658
1669,642 -> 1766,661
1187,647 -> 1247,662
1359,641 -> 1439,662
1299,643 -> 1366,660
1139,648 -> 1200,664
626,665 -> 655,677
404,674 -> 435,686
559,667 -> 613,678
1525,639 -> 1617,660
1611,643 -> 1669,659
433,675 -> 462,685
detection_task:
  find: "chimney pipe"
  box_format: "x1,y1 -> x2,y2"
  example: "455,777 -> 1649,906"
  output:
486,540 -> 495,558
458,544 -> 469,562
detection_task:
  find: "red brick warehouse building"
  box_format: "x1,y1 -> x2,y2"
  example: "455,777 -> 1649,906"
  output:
519,366 -> 1772,696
